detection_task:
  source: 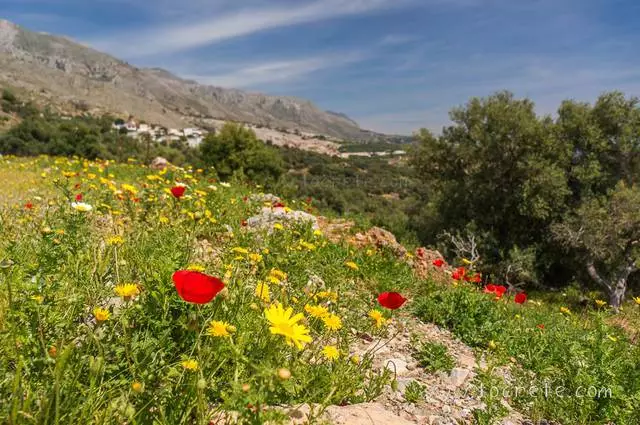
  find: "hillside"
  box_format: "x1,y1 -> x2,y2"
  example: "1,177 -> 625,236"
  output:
0,19 -> 381,141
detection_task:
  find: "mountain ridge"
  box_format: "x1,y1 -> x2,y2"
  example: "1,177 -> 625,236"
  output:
0,18 -> 390,140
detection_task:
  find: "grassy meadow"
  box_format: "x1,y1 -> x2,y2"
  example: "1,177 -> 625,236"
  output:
0,155 -> 639,424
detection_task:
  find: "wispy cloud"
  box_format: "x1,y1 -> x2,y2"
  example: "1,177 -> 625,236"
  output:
89,0 -> 415,58
182,52 -> 368,88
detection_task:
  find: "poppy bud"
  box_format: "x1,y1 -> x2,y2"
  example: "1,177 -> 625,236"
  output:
277,368 -> 291,380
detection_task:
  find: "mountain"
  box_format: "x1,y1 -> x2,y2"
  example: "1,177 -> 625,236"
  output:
0,19 -> 375,140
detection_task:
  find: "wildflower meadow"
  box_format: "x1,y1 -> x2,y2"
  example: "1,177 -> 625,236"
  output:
1,155 -> 639,424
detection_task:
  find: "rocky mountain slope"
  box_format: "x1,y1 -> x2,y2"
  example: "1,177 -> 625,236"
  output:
0,19 -> 373,140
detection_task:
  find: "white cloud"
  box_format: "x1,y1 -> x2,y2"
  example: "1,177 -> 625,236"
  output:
89,0 -> 414,58
183,52 -> 368,88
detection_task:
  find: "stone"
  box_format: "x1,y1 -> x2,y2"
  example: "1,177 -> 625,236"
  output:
246,207 -> 318,232
150,156 -> 169,170
447,368 -> 471,387
349,226 -> 407,258
324,403 -> 416,425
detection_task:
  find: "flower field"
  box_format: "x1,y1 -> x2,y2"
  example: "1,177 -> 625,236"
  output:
0,156 -> 417,424
1,155 -> 639,424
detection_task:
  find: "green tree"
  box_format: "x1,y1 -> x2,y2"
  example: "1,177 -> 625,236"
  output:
200,122 -> 284,182
553,183 -> 640,308
410,91 -> 570,283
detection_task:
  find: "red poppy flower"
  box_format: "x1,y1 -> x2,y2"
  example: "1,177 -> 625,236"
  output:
377,292 -> 407,310
75,193 -> 83,201
536,324 -> 545,330
24,202 -> 33,210
242,196 -> 248,202
432,258 -> 445,267
452,267 -> 466,280
171,186 -> 186,198
495,285 -> 507,295
484,284 -> 496,293
172,270 -> 225,304
514,292 -> 527,304
241,219 -> 248,227
471,273 -> 482,283
273,202 -> 285,208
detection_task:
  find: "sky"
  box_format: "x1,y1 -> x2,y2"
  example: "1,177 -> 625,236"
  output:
2,0 -> 640,134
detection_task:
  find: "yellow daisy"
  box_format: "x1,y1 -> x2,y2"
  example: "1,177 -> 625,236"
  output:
368,310 -> 387,328
264,303 -> 312,350
181,359 -> 199,371
255,282 -> 271,302
322,313 -> 342,331
322,345 -> 340,361
114,283 -> 140,300
93,307 -> 110,322
207,320 -> 232,337
304,304 -> 329,319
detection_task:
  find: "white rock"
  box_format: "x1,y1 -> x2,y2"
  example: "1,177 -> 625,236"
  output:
447,368 -> 471,387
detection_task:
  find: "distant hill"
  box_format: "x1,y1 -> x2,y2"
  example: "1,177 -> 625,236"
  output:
0,18 -> 402,141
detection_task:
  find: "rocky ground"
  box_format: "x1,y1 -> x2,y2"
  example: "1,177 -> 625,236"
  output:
279,314 -> 526,424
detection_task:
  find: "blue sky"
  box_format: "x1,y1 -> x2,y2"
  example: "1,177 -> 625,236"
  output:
2,0 -> 640,134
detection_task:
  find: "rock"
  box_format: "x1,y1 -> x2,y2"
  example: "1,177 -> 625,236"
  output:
150,156 -> 169,170
457,354 -> 476,369
349,227 -> 407,258
447,368 -> 471,387
316,216 -> 355,243
384,358 -> 409,376
249,193 -> 281,204
324,403 -> 416,425
246,207 -> 318,232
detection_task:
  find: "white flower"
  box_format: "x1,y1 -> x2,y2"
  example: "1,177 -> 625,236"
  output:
220,182 -> 231,188
71,202 -> 93,212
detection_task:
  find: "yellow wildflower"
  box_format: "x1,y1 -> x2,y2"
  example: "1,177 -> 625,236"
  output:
114,283 -> 140,300
255,282 -> 270,302
273,223 -> 284,230
316,291 -> 338,302
31,295 -> 44,304
181,359 -> 198,371
249,253 -> 263,263
186,264 -> 206,272
322,345 -> 340,361
560,307 -> 571,315
207,320 -> 232,337
595,299 -> 607,308
322,313 -> 342,331
264,303 -> 312,350
368,310 -> 387,328
344,261 -> 359,271
633,297 -> 640,306
93,307 -> 110,322
107,235 -> 124,246
121,184 -> 137,195
232,247 -> 249,255
304,304 -> 329,319
131,381 -> 144,393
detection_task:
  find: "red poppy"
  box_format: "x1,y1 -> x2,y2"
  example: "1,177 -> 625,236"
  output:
471,273 -> 482,283
484,284 -> 496,293
172,270 -> 225,304
452,267 -> 466,280
171,186 -> 186,198
242,196 -> 248,202
377,292 -> 407,310
273,202 -> 285,208
432,258 -> 445,267
75,193 -> 83,201
493,285 -> 507,299
514,292 -> 527,304
241,219 -> 248,227
536,324 -> 545,330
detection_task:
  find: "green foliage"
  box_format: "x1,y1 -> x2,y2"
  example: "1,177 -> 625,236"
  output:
200,123 -> 284,183
414,282 -> 640,424
409,91 -> 640,302
403,380 -> 425,403
411,340 -> 455,373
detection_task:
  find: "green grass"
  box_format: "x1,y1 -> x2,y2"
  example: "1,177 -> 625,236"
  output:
413,281 -> 640,424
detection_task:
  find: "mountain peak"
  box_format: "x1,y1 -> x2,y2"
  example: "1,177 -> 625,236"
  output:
0,19 -> 372,140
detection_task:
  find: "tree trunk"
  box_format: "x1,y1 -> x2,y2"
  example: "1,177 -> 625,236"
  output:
608,278 -> 627,310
